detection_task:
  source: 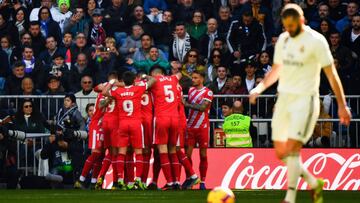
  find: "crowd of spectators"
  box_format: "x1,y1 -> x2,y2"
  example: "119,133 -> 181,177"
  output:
0,0 -> 359,136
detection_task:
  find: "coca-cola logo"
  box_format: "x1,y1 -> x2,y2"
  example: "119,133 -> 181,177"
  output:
221,152 -> 360,190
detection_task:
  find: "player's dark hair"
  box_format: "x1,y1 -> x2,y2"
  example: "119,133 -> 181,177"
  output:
150,65 -> 165,75
192,70 -> 206,78
281,4 -> 304,19
107,71 -> 118,80
122,71 -> 136,86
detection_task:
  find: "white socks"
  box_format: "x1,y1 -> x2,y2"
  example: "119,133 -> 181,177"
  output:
300,159 -> 318,189
283,154 -> 320,203
285,154 -> 301,203
79,176 -> 86,182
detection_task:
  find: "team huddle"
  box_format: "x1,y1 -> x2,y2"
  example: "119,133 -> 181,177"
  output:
77,66 -> 213,190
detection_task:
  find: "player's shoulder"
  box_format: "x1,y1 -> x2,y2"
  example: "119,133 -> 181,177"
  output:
304,26 -> 328,44
204,87 -> 214,97
189,86 -> 195,92
277,32 -> 290,43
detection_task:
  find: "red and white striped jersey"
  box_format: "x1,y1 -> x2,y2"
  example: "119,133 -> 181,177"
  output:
187,86 -> 213,129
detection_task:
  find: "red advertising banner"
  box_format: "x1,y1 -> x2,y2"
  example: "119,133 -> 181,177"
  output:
104,149 -> 360,190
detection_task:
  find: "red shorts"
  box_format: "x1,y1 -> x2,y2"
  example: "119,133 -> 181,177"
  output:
102,117 -> 118,148
117,119 -> 144,149
176,118 -> 187,148
88,123 -> 104,150
142,117 -> 153,147
186,128 -> 209,148
153,116 -> 179,145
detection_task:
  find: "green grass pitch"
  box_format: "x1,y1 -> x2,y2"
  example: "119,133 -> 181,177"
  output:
0,190 -> 359,203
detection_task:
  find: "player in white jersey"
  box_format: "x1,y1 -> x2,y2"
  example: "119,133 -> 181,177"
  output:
249,4 -> 351,203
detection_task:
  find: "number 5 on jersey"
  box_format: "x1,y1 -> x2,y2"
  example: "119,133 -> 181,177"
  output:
164,85 -> 174,103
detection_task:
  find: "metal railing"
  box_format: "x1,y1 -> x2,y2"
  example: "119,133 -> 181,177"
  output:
1,94 -> 359,175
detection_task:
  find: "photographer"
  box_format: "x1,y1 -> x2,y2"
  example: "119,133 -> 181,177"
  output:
41,94 -> 85,186
0,110 -> 18,189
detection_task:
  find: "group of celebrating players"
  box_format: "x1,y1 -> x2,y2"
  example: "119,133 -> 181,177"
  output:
76,65 -> 213,191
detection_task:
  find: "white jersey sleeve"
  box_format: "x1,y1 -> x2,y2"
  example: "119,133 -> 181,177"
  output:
315,35 -> 334,68
273,33 -> 287,65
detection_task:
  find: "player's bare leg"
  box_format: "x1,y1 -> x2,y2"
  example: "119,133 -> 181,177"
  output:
133,148 -> 146,190
157,144 -> 174,190
275,140 -> 322,203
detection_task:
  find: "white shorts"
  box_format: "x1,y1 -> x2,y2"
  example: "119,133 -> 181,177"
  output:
271,93 -> 320,144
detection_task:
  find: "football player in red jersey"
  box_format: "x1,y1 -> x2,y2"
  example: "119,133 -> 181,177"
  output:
76,91 -> 105,188
183,70 -> 213,190
95,72 -> 121,189
149,65 -> 182,190
176,83 -> 201,189
138,74 -> 154,186
103,71 -> 156,190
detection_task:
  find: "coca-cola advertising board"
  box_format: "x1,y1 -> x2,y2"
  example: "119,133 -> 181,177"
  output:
104,149 -> 360,190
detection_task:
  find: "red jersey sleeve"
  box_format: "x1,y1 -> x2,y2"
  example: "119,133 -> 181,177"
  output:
203,89 -> 213,103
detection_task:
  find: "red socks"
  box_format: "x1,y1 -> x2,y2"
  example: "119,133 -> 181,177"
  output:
80,152 -> 102,179
113,154 -> 125,181
177,150 -> 195,178
98,153 -> 112,178
200,156 -> 208,182
135,154 -> 144,180
141,152 -> 151,182
159,153 -> 173,183
152,151 -> 161,183
169,153 -> 180,182
125,153 -> 134,183
91,155 -> 103,180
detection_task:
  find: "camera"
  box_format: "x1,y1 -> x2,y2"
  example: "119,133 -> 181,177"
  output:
62,129 -> 88,140
0,128 -> 26,142
8,130 -> 26,142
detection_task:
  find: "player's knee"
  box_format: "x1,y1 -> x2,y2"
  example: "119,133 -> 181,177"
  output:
200,148 -> 207,157
275,149 -> 287,160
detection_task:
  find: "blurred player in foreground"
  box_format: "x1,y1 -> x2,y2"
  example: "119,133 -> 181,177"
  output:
249,4 -> 351,203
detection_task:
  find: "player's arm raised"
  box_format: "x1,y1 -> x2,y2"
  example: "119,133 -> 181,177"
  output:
99,97 -> 112,109
145,75 -> 157,89
249,63 -> 281,104
184,100 -> 211,112
102,79 -> 116,97
323,64 -> 351,126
